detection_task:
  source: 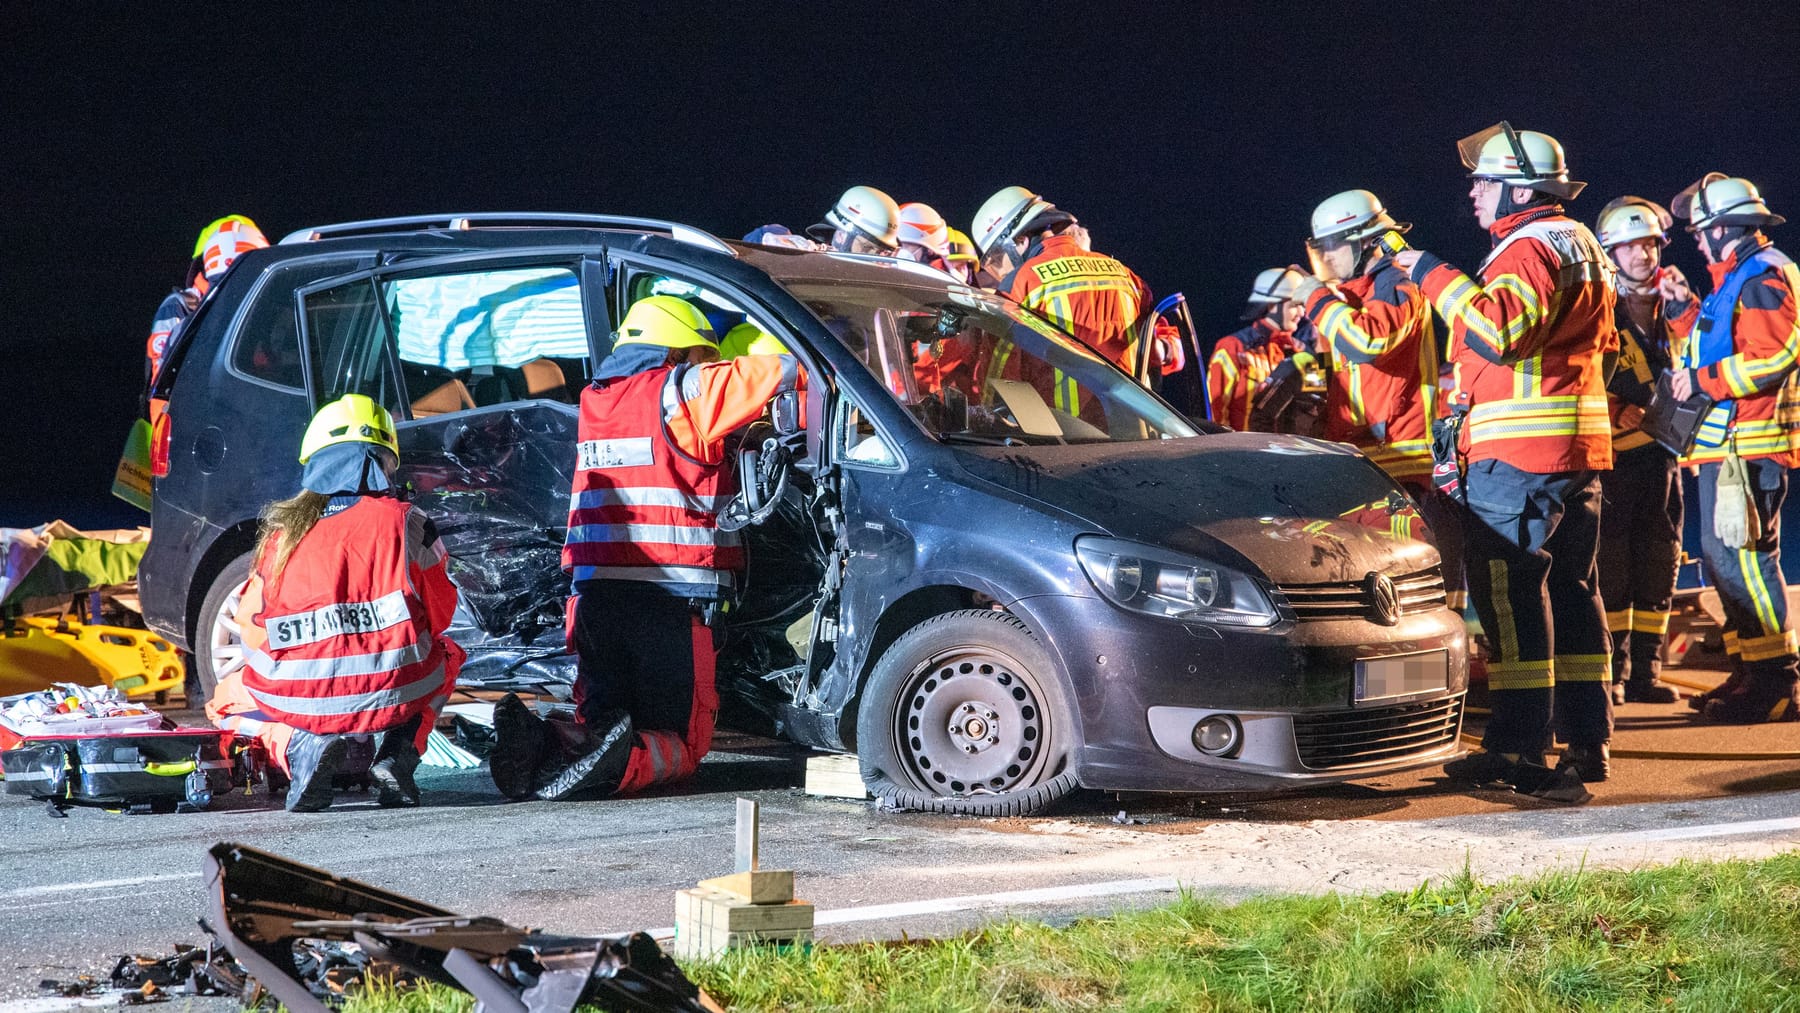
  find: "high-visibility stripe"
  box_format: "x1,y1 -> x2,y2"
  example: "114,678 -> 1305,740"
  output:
1487,658 -> 1554,690
248,664 -> 446,717
246,641 -> 432,682
1556,654 -> 1611,683
567,523 -> 741,548
262,590 -> 412,649
1488,560 -> 1521,663
1740,546 -> 1783,635
570,487 -> 733,512
1630,610 -> 1671,635
1604,608 -> 1633,633
569,564 -> 734,587
1725,631 -> 1741,655
1739,629 -> 1799,662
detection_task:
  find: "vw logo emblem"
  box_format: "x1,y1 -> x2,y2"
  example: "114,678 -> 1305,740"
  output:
1366,572 -> 1401,626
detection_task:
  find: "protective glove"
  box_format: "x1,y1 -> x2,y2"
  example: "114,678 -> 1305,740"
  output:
1714,444 -> 1760,549
1152,320 -> 1186,375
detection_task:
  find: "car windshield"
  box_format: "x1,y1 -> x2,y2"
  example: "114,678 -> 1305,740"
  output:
785,281 -> 1197,444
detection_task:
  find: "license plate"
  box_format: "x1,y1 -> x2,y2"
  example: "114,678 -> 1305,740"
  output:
1355,650 -> 1448,703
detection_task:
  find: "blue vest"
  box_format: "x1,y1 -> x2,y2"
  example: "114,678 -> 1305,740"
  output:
1684,249 -> 1783,448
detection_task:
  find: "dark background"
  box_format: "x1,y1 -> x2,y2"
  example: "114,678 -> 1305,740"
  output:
5,3 -> 1799,530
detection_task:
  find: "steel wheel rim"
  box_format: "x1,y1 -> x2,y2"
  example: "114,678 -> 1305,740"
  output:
209,581 -> 246,682
892,645 -> 1050,796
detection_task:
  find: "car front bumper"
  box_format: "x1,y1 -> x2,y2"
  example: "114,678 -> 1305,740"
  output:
1012,592 -> 1469,794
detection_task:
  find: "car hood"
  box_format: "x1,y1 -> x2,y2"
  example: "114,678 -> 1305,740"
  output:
951,432 -> 1439,585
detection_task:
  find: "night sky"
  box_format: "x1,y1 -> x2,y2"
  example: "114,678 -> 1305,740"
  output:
6,4 -> 1800,530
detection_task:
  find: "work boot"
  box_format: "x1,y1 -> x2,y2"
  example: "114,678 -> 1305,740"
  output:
489,694 -> 553,800
1699,678 -> 1800,724
1622,679 -> 1681,704
285,732 -> 351,813
1520,765 -> 1593,804
371,718 -> 423,808
1689,669 -> 1746,711
1556,743 -> 1610,783
536,712 -> 634,802
1442,750 -> 1529,787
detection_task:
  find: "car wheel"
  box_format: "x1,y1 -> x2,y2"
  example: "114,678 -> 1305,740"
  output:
191,551 -> 253,707
857,609 -> 1080,817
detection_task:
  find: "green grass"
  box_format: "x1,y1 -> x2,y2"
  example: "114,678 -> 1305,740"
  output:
340,853 -> 1800,1012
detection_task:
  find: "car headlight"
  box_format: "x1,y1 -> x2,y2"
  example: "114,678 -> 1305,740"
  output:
1075,536 -> 1277,627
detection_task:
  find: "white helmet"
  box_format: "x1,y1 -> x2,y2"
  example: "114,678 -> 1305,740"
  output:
1241,268 -> 1307,319
897,202 -> 950,255
1457,121 -> 1585,199
1595,196 -> 1672,248
972,185 -> 1058,255
1673,173 -> 1784,230
1310,189 -> 1408,243
808,186 -> 901,250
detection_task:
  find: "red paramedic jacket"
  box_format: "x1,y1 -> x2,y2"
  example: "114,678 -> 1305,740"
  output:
562,354 -> 802,598
1411,207 -> 1617,473
241,497 -> 460,737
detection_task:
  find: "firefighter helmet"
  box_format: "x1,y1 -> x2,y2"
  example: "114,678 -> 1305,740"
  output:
299,394 -> 398,465
1673,173 -> 1784,230
613,296 -> 720,351
1457,122 -> 1586,199
1247,267 -> 1307,305
971,186 -> 1058,255
897,202 -> 950,255
807,186 -> 901,250
1596,196 -> 1673,248
943,227 -> 979,266
197,216 -> 269,279
1309,189 -> 1409,243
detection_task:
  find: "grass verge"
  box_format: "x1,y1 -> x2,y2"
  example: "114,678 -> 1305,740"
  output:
343,853 -> 1800,1012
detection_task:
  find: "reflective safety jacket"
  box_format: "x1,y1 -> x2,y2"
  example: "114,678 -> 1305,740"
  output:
562,354 -> 802,598
1673,238 -> 1800,466
241,497 -> 461,738
145,286 -> 201,389
1208,319 -> 1293,430
1412,207 -> 1617,473
1606,284 -> 1678,456
1304,259 -> 1438,480
1005,234 -> 1150,369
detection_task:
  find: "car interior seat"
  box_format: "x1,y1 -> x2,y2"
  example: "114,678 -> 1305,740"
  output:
410,379 -> 476,417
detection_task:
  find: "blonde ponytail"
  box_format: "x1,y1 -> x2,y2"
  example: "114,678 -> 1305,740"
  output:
255,490 -> 331,580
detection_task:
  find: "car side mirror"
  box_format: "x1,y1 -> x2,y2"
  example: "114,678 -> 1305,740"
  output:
771,390 -> 802,435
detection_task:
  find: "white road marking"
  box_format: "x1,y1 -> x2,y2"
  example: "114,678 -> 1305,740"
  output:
648,875 -> 1181,938
1561,814 -> 1800,845
0,872 -> 201,901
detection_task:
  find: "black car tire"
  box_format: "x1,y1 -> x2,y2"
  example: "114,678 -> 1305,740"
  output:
857,609 -> 1080,817
191,551 -> 254,707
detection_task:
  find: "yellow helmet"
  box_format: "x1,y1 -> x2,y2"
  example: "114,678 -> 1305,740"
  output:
614,295 -> 719,350
192,215 -> 261,258
299,394 -> 398,464
719,322 -> 789,359
943,227 -> 980,265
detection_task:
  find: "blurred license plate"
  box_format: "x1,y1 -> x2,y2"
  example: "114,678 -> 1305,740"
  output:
1356,650 -> 1448,702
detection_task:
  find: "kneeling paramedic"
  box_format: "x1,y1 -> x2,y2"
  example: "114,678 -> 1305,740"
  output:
1668,173 -> 1800,724
209,395 -> 462,811
489,296 -> 805,801
1394,122 -> 1616,800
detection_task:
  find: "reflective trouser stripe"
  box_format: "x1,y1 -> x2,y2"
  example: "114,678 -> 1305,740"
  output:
1740,630 -> 1800,662
1631,610 -> 1672,635
1487,658 -> 1554,691
1556,654 -> 1612,684
1489,560 -> 1522,662
1604,608 -> 1633,633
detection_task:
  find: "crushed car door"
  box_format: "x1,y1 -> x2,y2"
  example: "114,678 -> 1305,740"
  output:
295,250 -> 613,694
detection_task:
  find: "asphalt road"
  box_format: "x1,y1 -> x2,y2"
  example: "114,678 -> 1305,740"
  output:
2,677 -> 1798,1003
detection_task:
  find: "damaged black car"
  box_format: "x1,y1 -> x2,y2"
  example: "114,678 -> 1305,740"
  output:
142,213 -> 1467,816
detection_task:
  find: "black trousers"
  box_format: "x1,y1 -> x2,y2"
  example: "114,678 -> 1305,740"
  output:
1597,446 -> 1683,685
1461,460 -> 1613,754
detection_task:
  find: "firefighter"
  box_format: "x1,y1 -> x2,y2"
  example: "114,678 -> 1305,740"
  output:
490,296 -> 804,801
214,395 -> 462,811
1209,268 -> 1304,430
806,186 -> 902,255
1393,122 -> 1615,799
942,227 -> 981,285
970,185 -> 1060,290
1000,203 -> 1156,375
146,216 -> 268,393
1667,173 -> 1800,723
1593,196 -> 1687,705
1291,190 -> 1461,596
